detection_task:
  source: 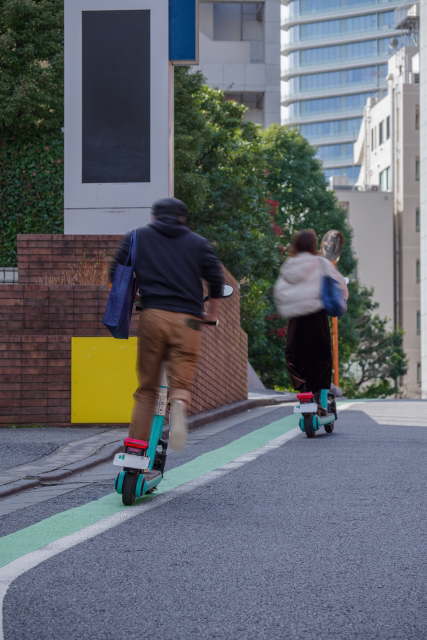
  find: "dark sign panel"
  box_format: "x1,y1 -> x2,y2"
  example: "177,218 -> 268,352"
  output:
82,10 -> 150,183
169,0 -> 198,63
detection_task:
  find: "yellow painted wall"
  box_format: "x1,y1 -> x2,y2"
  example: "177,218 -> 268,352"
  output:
71,337 -> 138,423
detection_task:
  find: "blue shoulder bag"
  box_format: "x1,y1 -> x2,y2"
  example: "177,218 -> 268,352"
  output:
103,230 -> 137,339
321,259 -> 346,318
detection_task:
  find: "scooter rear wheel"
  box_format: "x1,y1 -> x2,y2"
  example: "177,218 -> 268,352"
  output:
304,414 -> 315,439
122,472 -> 138,506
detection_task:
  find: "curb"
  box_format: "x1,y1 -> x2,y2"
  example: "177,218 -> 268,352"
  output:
0,478 -> 40,499
38,441 -> 123,484
0,442 -> 123,499
188,395 -> 294,430
0,396 -> 292,499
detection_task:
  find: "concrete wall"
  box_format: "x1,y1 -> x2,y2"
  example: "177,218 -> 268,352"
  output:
421,1 -> 427,397
197,0 -> 281,127
335,190 -> 394,324
399,85 -> 421,397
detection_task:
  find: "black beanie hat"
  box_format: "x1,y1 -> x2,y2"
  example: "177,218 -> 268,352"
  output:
152,197 -> 189,220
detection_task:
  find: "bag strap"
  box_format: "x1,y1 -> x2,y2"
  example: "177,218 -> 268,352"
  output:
130,230 -> 137,267
125,230 -> 137,267
319,255 -> 327,276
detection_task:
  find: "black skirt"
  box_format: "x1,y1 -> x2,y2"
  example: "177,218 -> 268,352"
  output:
285,310 -> 332,393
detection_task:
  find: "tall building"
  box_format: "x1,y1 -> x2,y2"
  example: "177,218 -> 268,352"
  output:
281,0 -> 414,183
334,186 -> 394,325
420,0 -> 427,398
197,0 -> 281,126
353,45 -> 420,396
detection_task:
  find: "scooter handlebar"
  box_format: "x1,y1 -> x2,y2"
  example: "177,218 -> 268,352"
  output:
202,320 -> 219,327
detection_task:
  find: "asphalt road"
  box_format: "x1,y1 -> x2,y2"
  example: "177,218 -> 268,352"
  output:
2,401 -> 426,640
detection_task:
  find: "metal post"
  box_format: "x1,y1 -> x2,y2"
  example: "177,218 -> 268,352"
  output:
332,316 -> 339,387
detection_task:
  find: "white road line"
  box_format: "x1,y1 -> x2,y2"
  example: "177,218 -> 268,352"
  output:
0,427 -> 300,640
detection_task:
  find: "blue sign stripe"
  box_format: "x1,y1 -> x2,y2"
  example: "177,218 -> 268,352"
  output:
169,0 -> 197,63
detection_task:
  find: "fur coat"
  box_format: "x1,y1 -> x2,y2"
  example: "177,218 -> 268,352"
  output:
274,252 -> 348,319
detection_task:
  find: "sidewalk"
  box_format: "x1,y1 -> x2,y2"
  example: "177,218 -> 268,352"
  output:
0,393 -> 294,499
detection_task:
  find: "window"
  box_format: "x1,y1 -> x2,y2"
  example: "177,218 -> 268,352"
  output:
316,143 -> 354,163
323,165 -> 361,183
291,92 -> 376,119
416,105 -> 420,130
416,158 -> 420,182
379,121 -> 384,145
298,0 -> 398,16
417,363 -> 421,385
386,115 -> 391,139
296,36 -> 410,68
299,13 -> 380,42
417,311 -> 421,336
299,117 -> 362,140
213,3 -> 264,61
379,166 -> 391,191
416,207 -> 420,232
298,65 -> 387,93
416,260 -> 420,284
371,127 -> 376,150
225,92 -> 264,123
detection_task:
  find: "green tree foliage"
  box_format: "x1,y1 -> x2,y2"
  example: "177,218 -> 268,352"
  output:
261,125 -> 355,275
340,282 -> 407,397
174,68 -> 282,378
175,68 -> 279,283
175,68 -> 406,394
0,0 -> 63,136
0,0 -> 64,265
0,135 -> 63,265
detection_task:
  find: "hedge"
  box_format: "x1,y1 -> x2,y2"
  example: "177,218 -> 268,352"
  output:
0,134 -> 64,267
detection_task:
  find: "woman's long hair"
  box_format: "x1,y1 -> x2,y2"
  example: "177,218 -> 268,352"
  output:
289,229 -> 318,257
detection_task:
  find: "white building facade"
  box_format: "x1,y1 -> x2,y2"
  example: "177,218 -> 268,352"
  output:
353,46 -> 421,396
420,0 -> 427,398
281,0 -> 415,184
197,0 -> 281,126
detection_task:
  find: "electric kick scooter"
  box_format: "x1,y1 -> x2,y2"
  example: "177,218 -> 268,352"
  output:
294,390 -> 337,438
113,285 -> 234,505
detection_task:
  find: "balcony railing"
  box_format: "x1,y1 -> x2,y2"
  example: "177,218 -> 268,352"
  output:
281,54 -> 395,78
283,29 -> 403,53
0,268 -> 18,283
282,80 -> 386,104
283,107 -> 368,125
282,0 -> 413,28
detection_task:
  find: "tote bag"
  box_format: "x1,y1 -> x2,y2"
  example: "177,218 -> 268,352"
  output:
321,260 -> 346,318
103,230 -> 137,339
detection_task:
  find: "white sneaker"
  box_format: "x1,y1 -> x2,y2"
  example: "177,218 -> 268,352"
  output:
169,400 -> 188,451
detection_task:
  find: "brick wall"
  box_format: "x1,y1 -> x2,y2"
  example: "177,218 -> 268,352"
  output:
0,235 -> 247,426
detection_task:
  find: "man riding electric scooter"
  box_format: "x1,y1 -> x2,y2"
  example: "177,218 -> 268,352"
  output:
110,198 -> 224,503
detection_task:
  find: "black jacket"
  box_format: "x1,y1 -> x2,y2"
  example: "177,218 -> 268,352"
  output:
110,217 -> 224,318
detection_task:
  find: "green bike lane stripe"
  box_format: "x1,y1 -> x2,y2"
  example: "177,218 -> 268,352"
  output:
0,413 -> 298,569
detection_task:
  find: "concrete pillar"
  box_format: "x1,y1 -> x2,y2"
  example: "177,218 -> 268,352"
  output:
64,0 -> 171,234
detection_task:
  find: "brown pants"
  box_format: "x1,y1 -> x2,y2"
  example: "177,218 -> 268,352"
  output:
129,308 -> 202,441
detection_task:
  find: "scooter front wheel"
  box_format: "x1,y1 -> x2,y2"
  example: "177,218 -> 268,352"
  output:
304,414 -> 315,439
122,472 -> 138,506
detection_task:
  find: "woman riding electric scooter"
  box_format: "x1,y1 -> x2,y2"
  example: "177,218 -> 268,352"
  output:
274,229 -> 348,431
